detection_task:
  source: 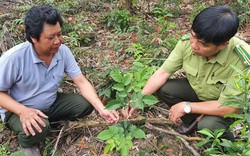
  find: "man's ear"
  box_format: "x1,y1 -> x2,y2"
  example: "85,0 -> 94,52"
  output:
31,37 -> 38,44
219,41 -> 229,50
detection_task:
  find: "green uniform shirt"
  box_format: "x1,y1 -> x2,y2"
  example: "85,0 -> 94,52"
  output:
161,36 -> 250,108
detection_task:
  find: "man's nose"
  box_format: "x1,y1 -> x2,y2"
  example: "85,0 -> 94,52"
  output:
53,36 -> 61,44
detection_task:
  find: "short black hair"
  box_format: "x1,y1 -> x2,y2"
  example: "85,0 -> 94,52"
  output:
191,5 -> 239,46
25,4 -> 63,44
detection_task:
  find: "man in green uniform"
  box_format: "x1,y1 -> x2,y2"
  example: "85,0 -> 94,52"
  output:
122,5 -> 250,141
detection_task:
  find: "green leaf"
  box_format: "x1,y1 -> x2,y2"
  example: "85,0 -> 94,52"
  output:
97,130 -> 113,140
128,125 -> 137,132
133,100 -> 144,109
224,113 -> 244,119
10,151 -> 26,156
132,128 -> 146,139
131,92 -> 141,101
110,69 -> 123,82
133,61 -> 144,68
242,148 -> 250,156
229,119 -> 244,130
197,128 -> 214,138
106,99 -> 122,110
104,139 -> 115,154
142,95 -> 159,106
109,125 -> 120,134
112,83 -> 125,91
220,139 -> 234,148
118,91 -> 128,98
121,144 -> 130,156
123,74 -> 132,86
216,130 -> 225,138
125,137 -> 133,148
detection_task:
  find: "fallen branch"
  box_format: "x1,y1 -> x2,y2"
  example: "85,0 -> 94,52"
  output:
65,116 -> 172,131
51,125 -> 65,156
145,122 -> 203,155
145,122 -> 204,141
177,136 -> 201,156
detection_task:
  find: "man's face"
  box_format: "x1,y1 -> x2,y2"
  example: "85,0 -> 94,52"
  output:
32,22 -> 63,56
190,31 -> 225,59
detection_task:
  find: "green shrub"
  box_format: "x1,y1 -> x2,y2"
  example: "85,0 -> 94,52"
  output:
97,121 -> 145,156
101,9 -> 132,32
197,66 -> 250,155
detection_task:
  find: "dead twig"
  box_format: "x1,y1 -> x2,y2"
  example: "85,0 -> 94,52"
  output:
145,122 -> 203,155
65,116 -> 172,131
177,136 -> 201,156
51,125 -> 65,156
145,122 -> 204,141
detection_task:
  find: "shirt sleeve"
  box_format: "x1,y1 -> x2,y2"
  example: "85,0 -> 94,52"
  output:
62,45 -> 82,78
161,40 -> 185,74
0,56 -> 18,91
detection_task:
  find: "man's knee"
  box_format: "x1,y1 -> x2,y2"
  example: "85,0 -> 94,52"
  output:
18,118 -> 50,148
198,115 -> 227,130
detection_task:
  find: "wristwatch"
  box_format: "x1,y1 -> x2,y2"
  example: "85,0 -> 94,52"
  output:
184,102 -> 191,114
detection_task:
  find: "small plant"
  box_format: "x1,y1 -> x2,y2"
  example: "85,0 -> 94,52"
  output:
196,128 -> 226,155
97,121 -> 145,156
97,61 -> 158,156
105,61 -> 158,110
0,142 -> 9,156
126,43 -> 147,61
101,9 -> 132,32
197,66 -> 250,155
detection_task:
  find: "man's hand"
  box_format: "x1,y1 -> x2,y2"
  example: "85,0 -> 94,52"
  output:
99,109 -> 119,124
121,106 -> 138,119
19,107 -> 48,136
169,102 -> 186,125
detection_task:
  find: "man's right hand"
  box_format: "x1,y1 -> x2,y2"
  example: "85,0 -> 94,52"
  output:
121,106 -> 138,119
19,107 -> 48,136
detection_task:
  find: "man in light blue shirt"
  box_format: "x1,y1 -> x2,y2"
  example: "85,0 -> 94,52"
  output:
0,4 -> 119,156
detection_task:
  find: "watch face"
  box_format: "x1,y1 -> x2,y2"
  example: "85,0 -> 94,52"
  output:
184,105 -> 191,113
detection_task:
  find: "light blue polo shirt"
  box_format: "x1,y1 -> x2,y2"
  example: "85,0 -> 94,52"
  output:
0,41 -> 82,120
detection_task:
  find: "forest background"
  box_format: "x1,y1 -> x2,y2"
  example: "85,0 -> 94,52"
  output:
0,0 -> 249,155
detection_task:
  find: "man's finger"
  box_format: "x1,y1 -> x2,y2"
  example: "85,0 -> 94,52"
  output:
30,118 -> 42,133
22,123 -> 30,136
36,110 -> 48,119
35,115 -> 46,127
26,122 -> 35,136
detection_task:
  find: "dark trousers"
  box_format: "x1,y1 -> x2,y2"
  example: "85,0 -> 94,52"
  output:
5,93 -> 94,148
155,78 -> 235,141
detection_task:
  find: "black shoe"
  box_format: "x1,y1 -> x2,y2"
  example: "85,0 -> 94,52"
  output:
176,120 -> 198,135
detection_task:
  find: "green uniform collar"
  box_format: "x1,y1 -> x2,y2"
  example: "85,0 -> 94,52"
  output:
206,49 -> 227,66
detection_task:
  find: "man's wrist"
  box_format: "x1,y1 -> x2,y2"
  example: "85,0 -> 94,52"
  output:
184,101 -> 192,114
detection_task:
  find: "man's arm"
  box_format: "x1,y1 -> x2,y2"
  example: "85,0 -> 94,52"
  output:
71,74 -> 119,123
169,100 -> 240,125
142,68 -> 171,94
0,91 -> 48,136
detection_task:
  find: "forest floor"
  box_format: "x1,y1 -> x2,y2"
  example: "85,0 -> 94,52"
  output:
0,0 -> 250,156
